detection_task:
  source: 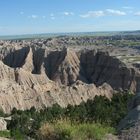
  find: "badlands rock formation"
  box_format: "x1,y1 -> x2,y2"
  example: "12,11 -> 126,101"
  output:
0,39 -> 140,113
0,117 -> 7,131
118,93 -> 140,140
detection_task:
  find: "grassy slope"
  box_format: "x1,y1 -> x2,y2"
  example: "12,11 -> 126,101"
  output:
38,120 -> 116,140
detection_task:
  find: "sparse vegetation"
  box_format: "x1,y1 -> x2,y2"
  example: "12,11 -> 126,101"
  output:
0,130 -> 10,138
38,120 -> 116,140
5,91 -> 133,139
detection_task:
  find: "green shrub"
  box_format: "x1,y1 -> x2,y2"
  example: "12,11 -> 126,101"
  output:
10,129 -> 24,140
7,91 -> 133,139
0,130 -> 10,138
38,120 -> 116,140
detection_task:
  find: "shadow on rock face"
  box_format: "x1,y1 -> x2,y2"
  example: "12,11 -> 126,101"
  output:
3,47 -> 30,68
2,46 -> 140,92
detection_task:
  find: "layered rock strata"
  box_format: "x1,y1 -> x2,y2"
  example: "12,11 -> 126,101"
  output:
0,44 -> 139,113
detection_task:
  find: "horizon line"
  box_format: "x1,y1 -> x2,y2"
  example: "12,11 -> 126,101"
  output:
0,30 -> 140,38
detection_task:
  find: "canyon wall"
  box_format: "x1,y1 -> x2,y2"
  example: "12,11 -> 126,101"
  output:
0,44 -> 139,112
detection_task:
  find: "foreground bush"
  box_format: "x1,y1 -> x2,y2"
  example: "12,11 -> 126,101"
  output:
37,120 -> 116,140
7,91 -> 133,139
0,130 -> 10,138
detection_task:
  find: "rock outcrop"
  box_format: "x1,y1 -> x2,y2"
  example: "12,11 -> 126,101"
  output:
118,93 -> 140,140
0,41 -> 140,113
79,50 -> 138,91
0,117 -> 7,131
0,63 -> 113,112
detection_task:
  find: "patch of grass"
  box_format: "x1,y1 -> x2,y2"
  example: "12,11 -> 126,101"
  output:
38,120 -> 116,140
0,130 -> 11,138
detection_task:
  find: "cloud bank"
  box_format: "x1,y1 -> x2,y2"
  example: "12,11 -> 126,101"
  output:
80,9 -> 126,18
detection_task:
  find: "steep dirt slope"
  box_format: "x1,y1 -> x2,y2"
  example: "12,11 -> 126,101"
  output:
0,44 -> 140,113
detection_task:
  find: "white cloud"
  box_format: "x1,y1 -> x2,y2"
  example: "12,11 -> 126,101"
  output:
51,17 -> 55,20
50,13 -> 55,20
134,12 -> 140,16
42,16 -> 46,19
32,15 -> 38,19
80,9 -> 126,18
20,11 -> 24,15
64,12 -> 69,16
28,15 -> 47,20
50,13 -> 54,17
29,15 -> 38,19
122,6 -> 134,9
106,9 -> 126,16
80,11 -> 104,18
63,12 -> 74,16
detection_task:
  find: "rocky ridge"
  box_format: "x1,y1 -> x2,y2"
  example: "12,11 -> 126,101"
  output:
0,40 -> 140,113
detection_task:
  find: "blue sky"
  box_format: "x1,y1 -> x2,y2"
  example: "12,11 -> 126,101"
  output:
0,0 -> 140,35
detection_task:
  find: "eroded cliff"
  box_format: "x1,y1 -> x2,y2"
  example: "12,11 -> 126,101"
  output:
0,42 -> 139,113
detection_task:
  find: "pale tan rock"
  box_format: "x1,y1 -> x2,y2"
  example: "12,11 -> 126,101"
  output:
0,44 -> 139,113
0,117 -> 7,131
0,137 -> 10,140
